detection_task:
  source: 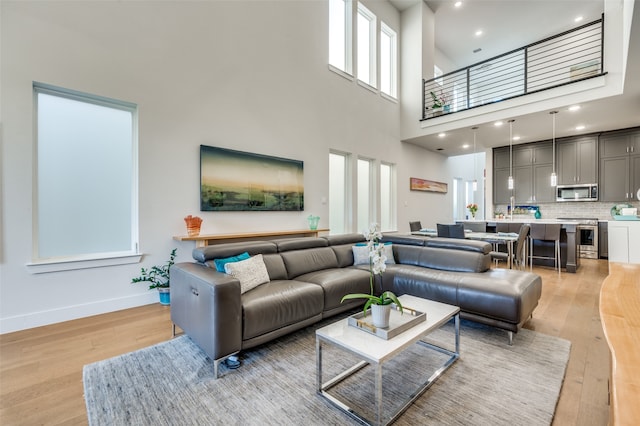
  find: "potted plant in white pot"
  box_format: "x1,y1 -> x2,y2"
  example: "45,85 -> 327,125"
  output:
341,224 -> 403,328
131,248 -> 177,306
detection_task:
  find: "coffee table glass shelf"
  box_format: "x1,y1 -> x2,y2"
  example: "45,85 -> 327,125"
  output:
316,295 -> 460,426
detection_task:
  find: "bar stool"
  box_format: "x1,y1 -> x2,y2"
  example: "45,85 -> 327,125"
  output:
529,223 -> 561,273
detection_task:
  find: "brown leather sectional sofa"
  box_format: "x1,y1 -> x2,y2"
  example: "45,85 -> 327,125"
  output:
170,233 -> 542,377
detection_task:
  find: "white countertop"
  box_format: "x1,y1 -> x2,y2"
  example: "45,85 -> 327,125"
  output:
461,219 -> 584,224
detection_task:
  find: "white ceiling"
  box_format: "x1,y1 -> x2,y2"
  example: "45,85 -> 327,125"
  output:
391,0 -> 640,156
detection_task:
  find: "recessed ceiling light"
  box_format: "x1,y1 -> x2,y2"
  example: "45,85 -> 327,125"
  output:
454,1 -> 462,8
575,16 -> 583,23
462,144 -> 470,149
568,105 -> 581,111
438,132 -> 446,137
494,121 -> 503,126
512,136 -> 521,141
475,30 -> 483,37
576,125 -> 585,131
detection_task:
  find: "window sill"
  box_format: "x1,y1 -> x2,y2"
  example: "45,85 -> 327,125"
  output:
357,79 -> 378,93
380,92 -> 398,103
26,252 -> 143,274
328,64 -> 354,82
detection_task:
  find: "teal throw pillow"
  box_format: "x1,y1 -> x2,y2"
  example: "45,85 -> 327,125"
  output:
214,252 -> 250,272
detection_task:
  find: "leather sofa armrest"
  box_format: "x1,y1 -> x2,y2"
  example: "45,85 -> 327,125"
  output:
170,263 -> 242,362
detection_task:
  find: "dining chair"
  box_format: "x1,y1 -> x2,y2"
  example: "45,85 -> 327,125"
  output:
437,223 -> 465,239
463,222 -> 486,232
530,223 -> 562,273
491,224 -> 529,269
409,221 -> 422,232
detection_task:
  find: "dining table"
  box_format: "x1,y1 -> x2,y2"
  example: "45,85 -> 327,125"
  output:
410,230 -> 520,269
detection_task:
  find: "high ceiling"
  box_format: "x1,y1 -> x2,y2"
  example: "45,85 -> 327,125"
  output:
391,0 -> 640,156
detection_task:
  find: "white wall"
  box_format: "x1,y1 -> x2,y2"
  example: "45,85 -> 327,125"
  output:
0,1 -> 447,332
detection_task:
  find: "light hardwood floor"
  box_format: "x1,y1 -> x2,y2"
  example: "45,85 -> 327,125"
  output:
0,260 -> 610,425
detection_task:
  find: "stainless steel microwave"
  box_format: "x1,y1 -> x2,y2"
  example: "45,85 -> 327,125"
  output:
556,184 -> 598,202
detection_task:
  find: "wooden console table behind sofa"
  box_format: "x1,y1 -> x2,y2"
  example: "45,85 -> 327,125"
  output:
174,229 -> 329,247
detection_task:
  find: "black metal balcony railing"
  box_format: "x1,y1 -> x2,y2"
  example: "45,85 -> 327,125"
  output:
422,14 -> 606,120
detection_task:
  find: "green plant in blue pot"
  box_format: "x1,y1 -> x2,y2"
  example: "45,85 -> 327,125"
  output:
132,248 -> 177,306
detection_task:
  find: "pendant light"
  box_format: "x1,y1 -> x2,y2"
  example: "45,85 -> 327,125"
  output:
472,126 -> 478,191
550,111 -> 558,187
508,119 -> 515,190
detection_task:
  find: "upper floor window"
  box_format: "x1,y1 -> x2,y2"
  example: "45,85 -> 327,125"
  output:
357,3 -> 376,87
329,0 -> 352,74
33,83 -> 138,268
380,22 -> 397,98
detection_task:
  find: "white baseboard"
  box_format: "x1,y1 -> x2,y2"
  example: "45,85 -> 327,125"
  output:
0,292 -> 159,334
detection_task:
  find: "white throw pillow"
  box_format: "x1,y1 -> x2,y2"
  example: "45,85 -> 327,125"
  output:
383,244 -> 396,264
352,245 -> 371,265
352,244 -> 396,265
224,254 -> 270,294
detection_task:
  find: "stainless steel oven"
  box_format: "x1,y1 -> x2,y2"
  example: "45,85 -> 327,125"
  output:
558,218 -> 599,259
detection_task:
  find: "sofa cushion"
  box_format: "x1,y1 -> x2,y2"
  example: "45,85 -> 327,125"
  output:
241,280 -> 324,340
194,241 -> 277,264
224,254 -> 270,294
425,237 -> 491,254
324,233 -> 366,246
275,238 -> 328,252
456,269 -> 542,325
394,244 -> 490,273
261,253 -> 288,281
296,268 -> 372,311
280,247 -> 339,279
389,265 -> 461,307
381,234 -> 427,246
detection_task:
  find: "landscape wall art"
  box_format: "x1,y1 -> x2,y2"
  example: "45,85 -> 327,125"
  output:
200,145 -> 304,211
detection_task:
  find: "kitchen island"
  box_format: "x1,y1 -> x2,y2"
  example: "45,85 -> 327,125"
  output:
457,219 -> 580,273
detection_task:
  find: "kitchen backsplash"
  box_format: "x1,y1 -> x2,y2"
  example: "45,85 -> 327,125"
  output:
493,201 -> 640,221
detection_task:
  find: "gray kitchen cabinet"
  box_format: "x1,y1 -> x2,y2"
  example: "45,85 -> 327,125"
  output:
514,163 -> 555,203
599,131 -> 640,202
494,147 -> 511,169
534,163 -> 556,202
557,136 -> 598,185
494,143 -> 553,204
514,142 -> 553,203
514,166 -> 533,203
494,167 -> 512,205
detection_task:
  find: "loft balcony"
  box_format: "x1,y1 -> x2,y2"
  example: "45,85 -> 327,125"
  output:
421,15 -> 606,122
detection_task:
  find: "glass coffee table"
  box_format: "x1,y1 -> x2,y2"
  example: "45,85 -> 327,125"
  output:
316,294 -> 460,426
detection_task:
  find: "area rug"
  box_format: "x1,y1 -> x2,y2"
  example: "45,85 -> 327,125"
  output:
83,318 -> 570,425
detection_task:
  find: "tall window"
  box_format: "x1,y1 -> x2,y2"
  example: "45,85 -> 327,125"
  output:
329,0 -> 352,74
357,158 -> 373,232
380,22 -> 397,98
329,152 -> 349,235
357,3 -> 376,87
34,83 -> 138,262
380,162 -> 395,231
